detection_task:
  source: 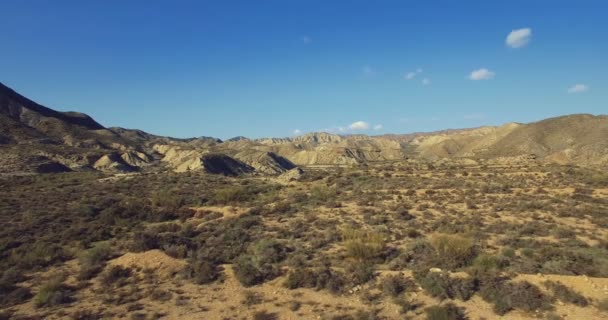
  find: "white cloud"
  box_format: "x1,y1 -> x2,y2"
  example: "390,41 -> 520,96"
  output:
373,124 -> 383,130
301,36 -> 312,44
567,84 -> 589,94
469,68 -> 495,80
405,72 -> 417,80
292,129 -> 302,135
506,28 -> 532,48
404,68 -> 423,80
349,121 -> 370,130
422,78 -> 431,85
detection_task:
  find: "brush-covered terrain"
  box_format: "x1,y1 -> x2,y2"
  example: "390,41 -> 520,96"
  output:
2,159 -> 608,320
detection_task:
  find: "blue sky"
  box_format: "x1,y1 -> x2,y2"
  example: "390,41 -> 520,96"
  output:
1,1 -> 606,139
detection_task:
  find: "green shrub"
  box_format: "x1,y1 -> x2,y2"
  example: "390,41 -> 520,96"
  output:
284,266 -> 345,294
415,271 -> 477,301
479,277 -> 552,315
77,243 -> 112,280
242,290 -> 263,306
341,228 -> 386,261
542,280 -> 588,306
393,297 -> 418,314
34,275 -> 72,308
346,261 -> 375,285
100,266 -> 132,288
424,303 -> 466,320
429,233 -> 477,269
470,254 -> 509,274
598,298 -> 608,311
380,274 -> 412,297
233,239 -> 287,286
183,260 -> 221,284
253,311 -> 277,320
151,190 -> 184,212
309,185 -> 337,204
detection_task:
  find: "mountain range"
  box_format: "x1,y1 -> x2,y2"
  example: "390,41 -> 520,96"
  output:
1,81 -> 606,175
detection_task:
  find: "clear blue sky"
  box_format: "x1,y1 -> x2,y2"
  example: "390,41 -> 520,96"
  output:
1,0 -> 606,139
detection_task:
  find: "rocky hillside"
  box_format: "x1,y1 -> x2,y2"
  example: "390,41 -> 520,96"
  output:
1,81 -> 607,174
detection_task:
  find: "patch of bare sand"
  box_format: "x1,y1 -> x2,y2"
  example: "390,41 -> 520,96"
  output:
109,249 -> 186,279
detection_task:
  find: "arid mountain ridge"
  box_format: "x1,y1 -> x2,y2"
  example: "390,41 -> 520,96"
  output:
1,81 -> 607,175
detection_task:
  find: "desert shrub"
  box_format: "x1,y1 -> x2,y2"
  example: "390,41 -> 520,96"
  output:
242,290 -> 263,306
131,230 -> 162,252
149,288 -> 172,302
196,214 -> 262,265
380,274 -> 412,297
405,228 -> 422,238
182,259 -> 221,284
501,247 -> 516,258
100,266 -> 132,288
598,298 -> 608,311
479,277 -> 552,315
553,228 -> 576,239
34,275 -> 73,308
162,244 -> 189,259
288,300 -> 301,311
151,189 -> 185,212
3,287 -> 33,307
77,243 -> 112,280
15,242 -> 69,270
393,297 -> 419,314
210,183 -> 278,205
388,239 -> 435,271
414,271 -> 477,301
253,311 -> 277,320
424,303 -> 466,320
470,254 -> 509,274
394,209 -> 415,221
284,265 -> 345,293
341,228 -> 386,261
542,280 -> 588,306
429,233 -> 477,269
233,239 -> 287,286
233,255 -> 264,286
345,261 -> 376,285
536,247 -> 601,276
0,268 -> 26,294
309,185 -> 338,205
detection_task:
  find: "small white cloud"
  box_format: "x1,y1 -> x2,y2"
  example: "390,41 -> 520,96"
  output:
292,129 -> 302,135
349,121 -> 370,130
567,84 -> 589,94
405,72 -> 417,80
301,36 -> 312,44
373,124 -> 383,130
422,78 -> 431,85
506,28 -> 532,48
469,68 -> 495,80
404,68 -> 423,80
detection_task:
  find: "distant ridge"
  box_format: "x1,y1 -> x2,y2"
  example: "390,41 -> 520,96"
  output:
1,81 -> 607,174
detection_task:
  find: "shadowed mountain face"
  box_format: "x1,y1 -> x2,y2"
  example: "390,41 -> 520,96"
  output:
1,81 -> 607,175
0,82 -> 104,131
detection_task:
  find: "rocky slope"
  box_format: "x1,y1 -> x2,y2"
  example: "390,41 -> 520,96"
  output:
1,81 -> 606,174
